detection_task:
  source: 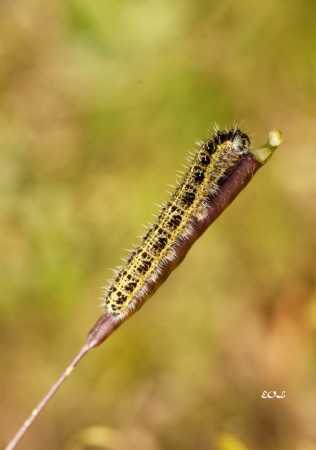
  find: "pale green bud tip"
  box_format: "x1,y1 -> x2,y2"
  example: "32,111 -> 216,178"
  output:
268,129 -> 283,148
249,129 -> 283,164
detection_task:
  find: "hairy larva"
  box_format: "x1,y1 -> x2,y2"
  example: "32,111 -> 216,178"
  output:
103,128 -> 251,317
5,127 -> 282,450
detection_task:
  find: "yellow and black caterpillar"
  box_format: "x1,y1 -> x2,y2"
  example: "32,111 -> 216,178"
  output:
103,128 -> 250,317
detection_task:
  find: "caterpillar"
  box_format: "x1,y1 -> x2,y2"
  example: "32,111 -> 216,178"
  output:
5,127 -> 282,450
103,128 -> 251,317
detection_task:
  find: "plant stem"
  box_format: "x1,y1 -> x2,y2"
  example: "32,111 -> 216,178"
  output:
4,130 -> 282,450
4,345 -> 90,450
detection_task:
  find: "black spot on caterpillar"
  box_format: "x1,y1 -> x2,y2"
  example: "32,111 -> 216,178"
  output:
103,128 -> 251,317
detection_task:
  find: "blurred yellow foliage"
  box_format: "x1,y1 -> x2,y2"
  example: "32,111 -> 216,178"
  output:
1,1 -> 316,450
218,433 -> 249,450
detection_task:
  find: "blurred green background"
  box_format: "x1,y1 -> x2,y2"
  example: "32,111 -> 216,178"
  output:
1,1 -> 316,449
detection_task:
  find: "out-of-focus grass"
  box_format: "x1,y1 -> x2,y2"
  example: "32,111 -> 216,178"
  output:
1,1 -> 316,450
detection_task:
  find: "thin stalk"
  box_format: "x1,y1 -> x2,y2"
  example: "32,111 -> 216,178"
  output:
4,130 -> 282,450
5,314 -> 118,450
4,345 -> 90,450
